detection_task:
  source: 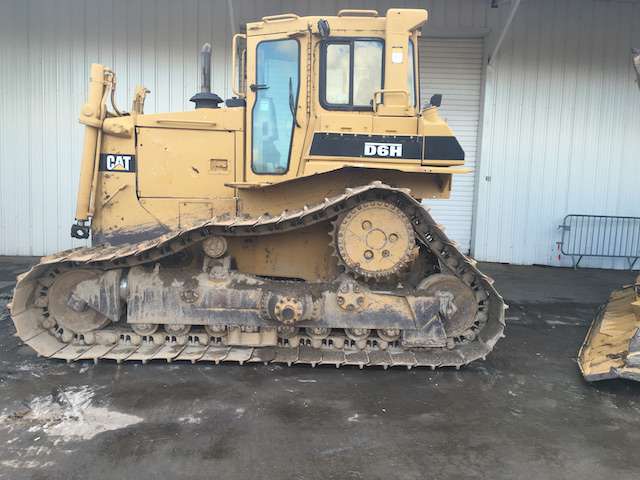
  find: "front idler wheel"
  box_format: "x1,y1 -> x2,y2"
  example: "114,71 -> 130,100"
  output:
47,269 -> 112,334
417,274 -> 478,340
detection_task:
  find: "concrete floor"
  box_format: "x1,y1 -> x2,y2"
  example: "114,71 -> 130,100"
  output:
1,256 -> 639,480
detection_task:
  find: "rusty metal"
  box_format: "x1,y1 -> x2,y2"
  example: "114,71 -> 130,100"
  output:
334,200 -> 416,280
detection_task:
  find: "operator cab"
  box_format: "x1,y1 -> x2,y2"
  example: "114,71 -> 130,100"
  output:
227,9 -> 462,187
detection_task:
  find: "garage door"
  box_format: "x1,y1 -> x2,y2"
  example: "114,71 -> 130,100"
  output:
419,37 -> 484,255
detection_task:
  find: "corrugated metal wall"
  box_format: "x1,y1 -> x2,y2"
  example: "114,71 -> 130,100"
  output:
0,0 -> 236,256
475,0 -> 640,269
2,0 -> 638,270
420,37 -> 484,254
0,0 -> 487,256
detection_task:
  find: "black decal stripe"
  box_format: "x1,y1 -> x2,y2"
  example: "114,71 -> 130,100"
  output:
424,136 -> 465,161
309,133 -> 422,160
309,133 -> 464,161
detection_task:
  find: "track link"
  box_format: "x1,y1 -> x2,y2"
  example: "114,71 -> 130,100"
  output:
9,182 -> 506,368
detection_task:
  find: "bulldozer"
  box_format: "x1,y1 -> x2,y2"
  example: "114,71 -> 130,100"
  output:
578,49 -> 640,381
9,9 -> 505,368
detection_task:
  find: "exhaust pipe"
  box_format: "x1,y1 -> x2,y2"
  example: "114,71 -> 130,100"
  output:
200,43 -> 213,94
190,43 -> 223,109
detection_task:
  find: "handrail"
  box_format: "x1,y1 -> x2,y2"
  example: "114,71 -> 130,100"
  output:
231,33 -> 246,98
337,9 -> 378,17
372,89 -> 409,112
262,13 -> 299,23
155,119 -> 218,127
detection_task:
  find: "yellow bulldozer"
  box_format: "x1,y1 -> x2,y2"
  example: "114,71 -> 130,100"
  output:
9,9 -> 505,367
578,49 -> 640,381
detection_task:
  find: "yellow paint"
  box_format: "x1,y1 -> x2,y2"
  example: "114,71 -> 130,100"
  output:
578,276 -> 640,381
76,8 -> 467,257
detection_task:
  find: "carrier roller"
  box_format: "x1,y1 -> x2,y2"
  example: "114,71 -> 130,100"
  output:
9,183 -> 506,368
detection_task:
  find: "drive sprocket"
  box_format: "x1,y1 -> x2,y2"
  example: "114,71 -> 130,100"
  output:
333,200 -> 416,280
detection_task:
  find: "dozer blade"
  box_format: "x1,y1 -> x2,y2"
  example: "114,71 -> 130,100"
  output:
578,275 -> 640,381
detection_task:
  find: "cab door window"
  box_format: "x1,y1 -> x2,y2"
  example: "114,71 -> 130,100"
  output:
321,39 -> 383,110
251,39 -> 300,174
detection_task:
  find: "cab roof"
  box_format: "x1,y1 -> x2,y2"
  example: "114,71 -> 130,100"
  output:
246,9 -> 427,37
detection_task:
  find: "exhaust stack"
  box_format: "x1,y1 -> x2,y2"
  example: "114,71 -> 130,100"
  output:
190,43 -> 223,109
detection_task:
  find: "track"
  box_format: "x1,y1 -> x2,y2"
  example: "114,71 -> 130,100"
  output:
9,182 -> 506,368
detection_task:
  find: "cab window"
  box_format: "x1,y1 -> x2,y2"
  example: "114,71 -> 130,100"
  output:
251,39 -> 300,175
321,39 -> 383,110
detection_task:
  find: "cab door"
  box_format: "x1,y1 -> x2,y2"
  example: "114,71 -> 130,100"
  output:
245,34 -> 306,183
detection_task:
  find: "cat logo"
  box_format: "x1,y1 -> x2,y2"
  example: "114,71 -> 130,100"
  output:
106,155 -> 132,171
364,142 -> 403,158
99,154 -> 136,173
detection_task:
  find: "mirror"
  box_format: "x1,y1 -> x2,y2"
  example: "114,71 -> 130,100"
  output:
429,94 -> 442,107
318,19 -> 330,38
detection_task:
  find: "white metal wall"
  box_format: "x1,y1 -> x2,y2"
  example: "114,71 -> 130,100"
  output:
0,0 -> 240,256
420,37 -> 484,254
475,0 -> 640,269
3,0 -> 638,269
0,0 -> 487,256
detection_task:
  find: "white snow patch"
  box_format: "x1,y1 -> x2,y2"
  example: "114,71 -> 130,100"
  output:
15,363 -> 39,372
2,386 -> 142,442
545,318 -> 582,326
1,459 -> 56,469
178,415 -> 202,425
